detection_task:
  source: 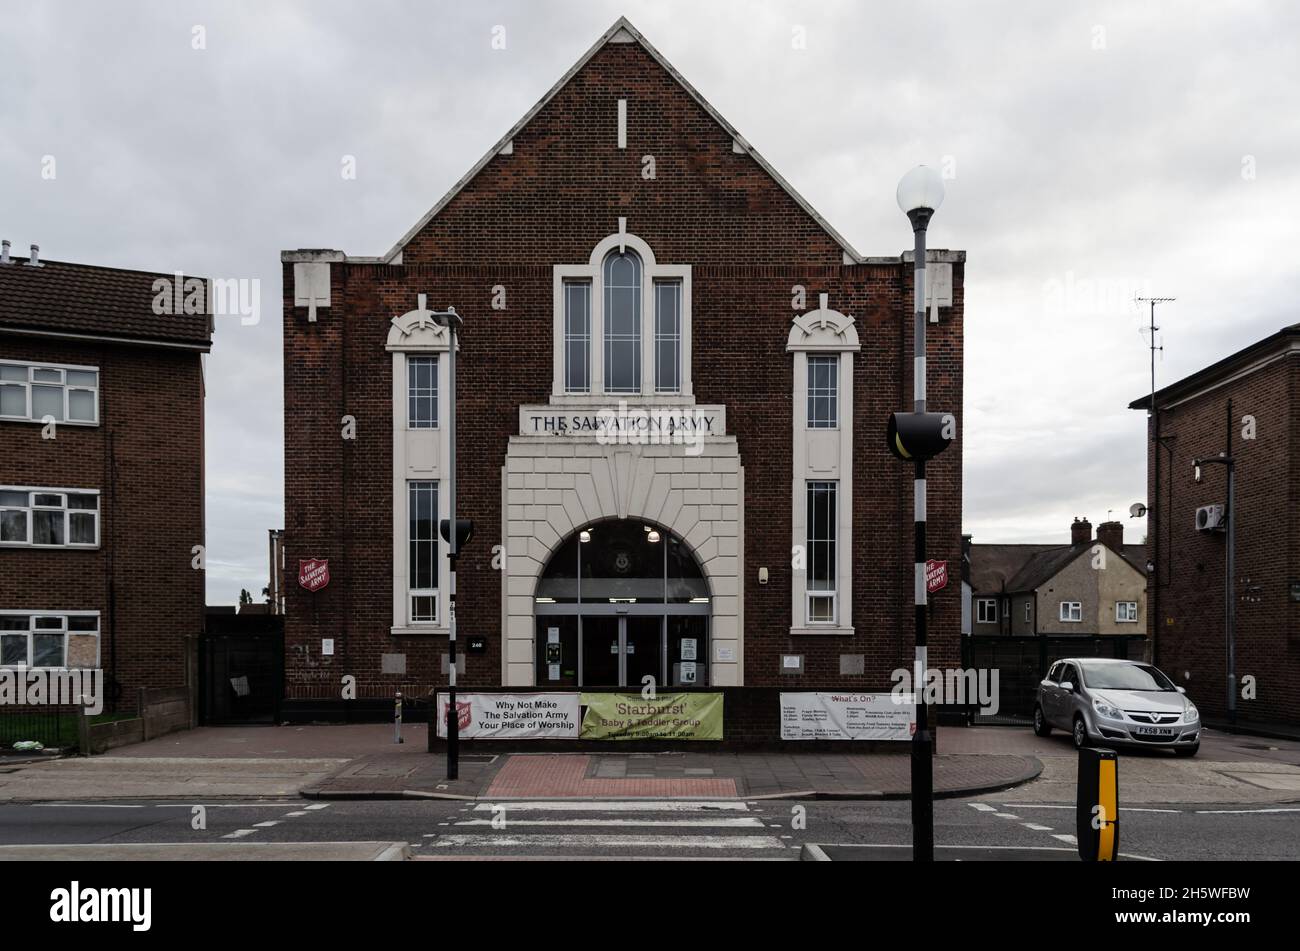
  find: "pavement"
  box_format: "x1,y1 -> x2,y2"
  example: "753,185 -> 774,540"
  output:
1,722 -> 1298,806
0,841 -> 408,861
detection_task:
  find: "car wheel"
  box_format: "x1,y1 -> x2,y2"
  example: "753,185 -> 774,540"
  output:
1033,706 -> 1052,737
1072,716 -> 1088,750
1174,744 -> 1199,758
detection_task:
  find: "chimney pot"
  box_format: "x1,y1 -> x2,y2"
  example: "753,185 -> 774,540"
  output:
1070,517 -> 1092,547
1096,521 -> 1124,551
24,244 -> 41,267
0,240 -> 9,265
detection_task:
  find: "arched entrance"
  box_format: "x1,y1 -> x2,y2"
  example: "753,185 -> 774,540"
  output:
533,519 -> 710,688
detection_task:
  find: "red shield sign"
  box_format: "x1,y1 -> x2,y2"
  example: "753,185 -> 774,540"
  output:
298,558 -> 330,592
925,559 -> 948,594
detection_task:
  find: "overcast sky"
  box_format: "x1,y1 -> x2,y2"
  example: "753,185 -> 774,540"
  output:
3,1 -> 1297,604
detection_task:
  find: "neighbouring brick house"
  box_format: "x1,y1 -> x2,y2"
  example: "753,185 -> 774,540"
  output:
969,518 -> 1148,642
280,18 -> 965,737
1131,321 -> 1300,729
0,243 -> 210,712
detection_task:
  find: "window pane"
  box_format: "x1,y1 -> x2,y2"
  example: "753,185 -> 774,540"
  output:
807,482 -> 837,595
32,385 -> 63,421
68,389 -> 95,421
31,368 -> 61,383
66,370 -> 97,387
807,356 -> 838,428
408,481 -> 438,593
0,383 -> 25,416
809,596 -> 835,623
411,596 -> 436,623
407,357 -> 437,429
66,494 -> 98,510
563,281 -> 591,393
33,510 -> 64,545
0,491 -> 27,506
0,364 -> 27,381
604,252 -> 641,393
0,617 -> 27,631
0,510 -> 27,542
654,281 -> 680,393
68,616 -> 99,632
0,635 -> 26,665
33,634 -> 64,667
70,512 -> 96,544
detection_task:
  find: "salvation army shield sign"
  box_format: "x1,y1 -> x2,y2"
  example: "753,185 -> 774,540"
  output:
925,559 -> 948,594
298,558 -> 330,592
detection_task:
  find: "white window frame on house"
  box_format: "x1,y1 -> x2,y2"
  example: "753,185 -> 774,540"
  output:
0,487 -> 100,548
0,360 -> 99,425
806,354 -> 839,429
407,356 -> 438,429
552,229 -> 692,401
788,294 -> 859,636
0,611 -> 101,669
407,480 -> 439,624
1115,601 -> 1138,622
805,481 -> 838,624
976,598 -> 998,624
387,297 -> 453,635
1060,601 -> 1083,622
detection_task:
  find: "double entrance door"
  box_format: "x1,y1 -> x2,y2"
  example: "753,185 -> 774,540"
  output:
535,612 -> 708,688
580,615 -> 663,687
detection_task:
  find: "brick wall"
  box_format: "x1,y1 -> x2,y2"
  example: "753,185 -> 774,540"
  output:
1148,353 -> 1299,724
0,336 -> 205,708
281,39 -> 964,705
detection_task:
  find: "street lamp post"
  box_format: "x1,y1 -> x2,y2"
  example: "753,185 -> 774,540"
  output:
897,165 -> 946,863
432,306 -> 464,780
1193,453 -> 1236,729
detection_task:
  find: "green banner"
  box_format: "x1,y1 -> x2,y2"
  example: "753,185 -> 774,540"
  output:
579,692 -> 724,741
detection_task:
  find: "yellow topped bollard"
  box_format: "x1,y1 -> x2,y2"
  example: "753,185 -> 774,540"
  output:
1076,747 -> 1119,861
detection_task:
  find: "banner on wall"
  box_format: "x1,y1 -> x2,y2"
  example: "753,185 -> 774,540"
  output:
580,692 -> 724,740
779,692 -> 916,741
436,692 -> 580,739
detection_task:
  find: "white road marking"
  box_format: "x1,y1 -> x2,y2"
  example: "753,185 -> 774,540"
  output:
1001,804 -> 1181,814
471,800 -> 748,813
221,829 -> 257,839
305,803 -> 330,810
453,817 -> 764,829
994,813 -> 1020,820
967,802 -> 996,812
283,811 -> 309,817
1195,807 -> 1300,814
1051,834 -> 1077,845
1022,823 -> 1054,832
253,821 -> 279,828
429,834 -> 786,850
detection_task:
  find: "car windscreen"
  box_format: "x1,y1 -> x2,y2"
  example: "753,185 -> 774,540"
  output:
1078,663 -> 1175,691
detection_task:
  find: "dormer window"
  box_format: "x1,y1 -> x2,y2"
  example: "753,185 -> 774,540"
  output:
553,229 -> 692,400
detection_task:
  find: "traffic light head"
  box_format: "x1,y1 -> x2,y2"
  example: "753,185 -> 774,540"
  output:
440,518 -> 474,550
887,412 -> 954,462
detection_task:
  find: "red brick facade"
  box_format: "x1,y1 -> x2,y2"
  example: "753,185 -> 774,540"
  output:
1141,331 -> 1300,726
280,28 -> 965,715
0,262 -> 208,711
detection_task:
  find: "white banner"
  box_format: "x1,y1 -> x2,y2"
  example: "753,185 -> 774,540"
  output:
436,692 -> 580,739
779,692 -> 917,741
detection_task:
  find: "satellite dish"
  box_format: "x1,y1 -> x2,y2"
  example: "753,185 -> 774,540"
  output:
1129,502 -> 1147,518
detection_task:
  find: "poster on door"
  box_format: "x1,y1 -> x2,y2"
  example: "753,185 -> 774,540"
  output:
580,692 -> 723,740
779,692 -> 916,741
436,692 -> 580,739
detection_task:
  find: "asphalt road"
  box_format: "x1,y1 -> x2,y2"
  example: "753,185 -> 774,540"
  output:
1,796 -> 1296,861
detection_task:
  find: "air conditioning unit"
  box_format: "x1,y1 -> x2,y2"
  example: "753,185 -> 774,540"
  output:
1195,504 -> 1226,532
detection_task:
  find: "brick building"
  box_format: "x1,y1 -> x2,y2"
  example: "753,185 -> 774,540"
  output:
1131,321 -> 1300,729
0,244 -> 210,711
280,18 -> 965,736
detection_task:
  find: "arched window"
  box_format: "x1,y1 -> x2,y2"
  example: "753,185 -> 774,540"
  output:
603,250 -> 641,393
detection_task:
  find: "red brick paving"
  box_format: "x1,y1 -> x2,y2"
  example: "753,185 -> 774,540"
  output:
486,755 -> 738,799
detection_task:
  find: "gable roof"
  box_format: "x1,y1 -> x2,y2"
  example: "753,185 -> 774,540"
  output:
971,542 -> 1147,594
0,255 -> 212,350
1130,322 -> 1300,411
377,17 -> 865,266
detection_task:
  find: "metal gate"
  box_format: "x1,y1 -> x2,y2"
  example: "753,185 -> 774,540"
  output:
200,616 -> 283,725
962,635 -> 1144,725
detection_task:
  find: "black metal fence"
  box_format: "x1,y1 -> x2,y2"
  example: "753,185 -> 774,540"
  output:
962,634 -> 1147,725
0,706 -> 73,750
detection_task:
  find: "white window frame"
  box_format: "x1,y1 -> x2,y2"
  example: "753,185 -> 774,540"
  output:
407,480 -> 439,624
1115,601 -> 1138,622
0,486 -> 100,548
805,481 -> 838,625
653,278 -> 683,395
406,355 -> 438,429
562,279 -> 593,394
0,360 -> 99,425
0,611 -> 101,669
806,354 -> 839,429
976,598 -> 998,624
551,231 -> 692,401
1060,601 -> 1083,623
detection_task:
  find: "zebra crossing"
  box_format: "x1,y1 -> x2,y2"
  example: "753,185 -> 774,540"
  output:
417,800 -> 798,859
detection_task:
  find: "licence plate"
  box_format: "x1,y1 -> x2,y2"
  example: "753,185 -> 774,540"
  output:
1134,726 -> 1174,736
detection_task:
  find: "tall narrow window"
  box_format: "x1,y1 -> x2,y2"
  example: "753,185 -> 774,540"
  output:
807,481 -> 837,623
563,280 -> 591,393
807,355 -> 838,428
603,251 -> 641,393
654,280 -> 681,393
408,481 -> 439,623
407,357 -> 437,429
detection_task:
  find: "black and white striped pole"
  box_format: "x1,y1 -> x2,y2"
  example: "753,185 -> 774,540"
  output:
892,164 -> 948,862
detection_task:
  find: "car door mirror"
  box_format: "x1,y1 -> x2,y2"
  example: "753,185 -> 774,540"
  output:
1059,681 -> 1074,692
1175,685 -> 1186,694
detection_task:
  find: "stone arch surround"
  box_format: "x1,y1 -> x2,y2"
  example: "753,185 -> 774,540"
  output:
502,437 -> 744,686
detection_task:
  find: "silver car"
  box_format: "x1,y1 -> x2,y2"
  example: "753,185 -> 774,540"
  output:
1034,657 -> 1200,756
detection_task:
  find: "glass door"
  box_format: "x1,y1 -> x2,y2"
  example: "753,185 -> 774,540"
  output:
624,616 -> 663,688
580,616 -> 621,686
